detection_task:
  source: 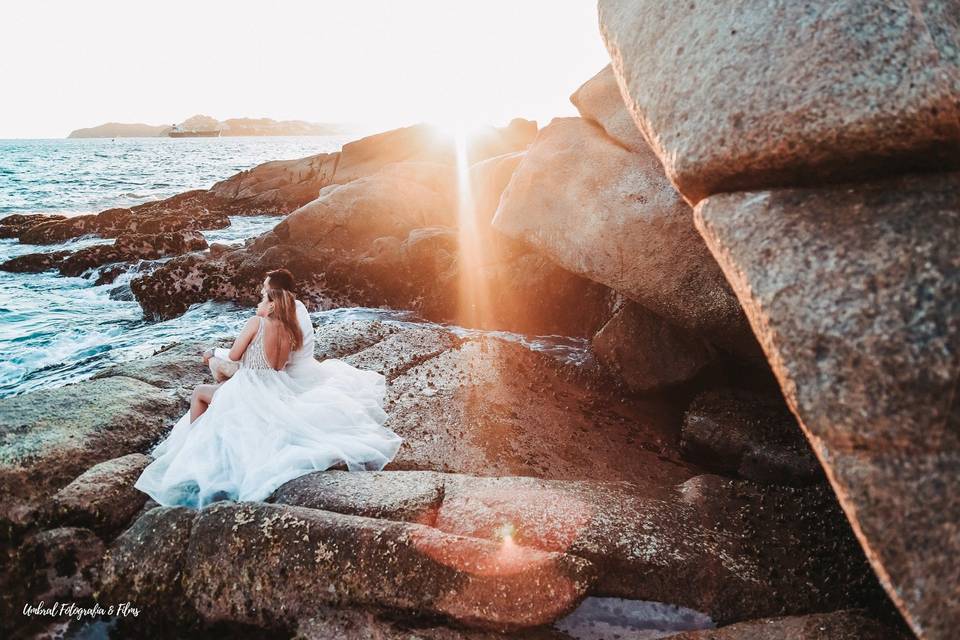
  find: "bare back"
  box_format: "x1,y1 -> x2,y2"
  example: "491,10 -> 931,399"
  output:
261,317 -> 293,371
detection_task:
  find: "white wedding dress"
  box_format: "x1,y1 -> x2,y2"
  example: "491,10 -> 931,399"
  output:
135,316 -> 403,509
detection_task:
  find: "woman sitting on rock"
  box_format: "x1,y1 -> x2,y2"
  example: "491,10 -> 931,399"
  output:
134,271 -> 402,509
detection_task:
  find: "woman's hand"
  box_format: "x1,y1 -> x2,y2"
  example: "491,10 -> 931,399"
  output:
202,349 -> 214,365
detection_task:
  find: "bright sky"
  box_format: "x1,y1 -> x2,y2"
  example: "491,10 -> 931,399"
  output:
0,0 -> 611,138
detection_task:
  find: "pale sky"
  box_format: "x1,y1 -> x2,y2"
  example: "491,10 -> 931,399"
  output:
0,0 -> 611,138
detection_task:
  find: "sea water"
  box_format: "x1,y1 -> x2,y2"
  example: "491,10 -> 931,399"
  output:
0,136 -> 353,398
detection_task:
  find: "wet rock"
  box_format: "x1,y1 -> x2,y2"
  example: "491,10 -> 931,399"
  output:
209,152 -> 340,213
694,171 -> 960,638
592,300 -> 713,392
0,249 -> 71,273
271,470 -> 446,525
44,453 -> 153,537
385,333 -> 696,483
669,609 -> 910,640
0,376 -> 181,529
59,230 -> 208,277
570,65 -> 647,152
181,502 -> 595,631
0,213 -> 67,239
99,506 -> 200,628
492,117 -> 755,358
19,191 -> 230,244
681,389 -> 822,486
598,0 -> 960,204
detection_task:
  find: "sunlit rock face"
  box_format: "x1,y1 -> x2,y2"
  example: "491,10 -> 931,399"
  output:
331,120 -> 537,185
695,172 -> 960,639
209,152 -> 340,213
599,0 -> 960,205
570,65 -> 647,153
492,117 -> 755,360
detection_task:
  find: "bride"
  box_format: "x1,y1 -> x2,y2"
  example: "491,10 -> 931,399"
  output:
134,275 -> 403,509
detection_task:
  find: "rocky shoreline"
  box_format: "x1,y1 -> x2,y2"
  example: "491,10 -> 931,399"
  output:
2,2 -> 958,638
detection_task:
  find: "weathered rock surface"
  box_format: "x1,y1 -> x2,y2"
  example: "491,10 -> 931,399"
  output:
15,526 -> 104,603
99,506 -> 200,628
44,453 -> 152,537
694,171 -> 960,638
92,342 -> 210,400
271,469 -> 887,624
58,229 -> 208,277
670,609 -> 910,639
599,0 -> 960,204
0,213 -> 67,239
0,376 -> 180,529
682,389 -> 822,486
492,117 -> 754,357
382,332 -> 694,483
18,191 -> 230,245
209,152 -> 340,213
273,470 -> 446,525
592,300 -> 713,392
176,502 -> 596,631
570,65 -> 647,152
0,249 -> 70,273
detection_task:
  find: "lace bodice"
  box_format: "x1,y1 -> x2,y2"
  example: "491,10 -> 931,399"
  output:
241,317 -> 274,371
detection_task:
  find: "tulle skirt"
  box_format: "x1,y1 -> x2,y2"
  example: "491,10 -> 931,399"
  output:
134,359 -> 402,509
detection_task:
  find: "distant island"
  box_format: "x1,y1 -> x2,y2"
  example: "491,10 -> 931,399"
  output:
68,114 -> 356,138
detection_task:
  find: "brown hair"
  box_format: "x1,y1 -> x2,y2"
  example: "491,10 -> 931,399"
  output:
266,268 -> 296,293
266,287 -> 303,353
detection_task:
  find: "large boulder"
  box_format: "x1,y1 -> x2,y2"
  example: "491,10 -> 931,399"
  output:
0,376 -> 181,531
592,300 -> 713,392
492,117 -> 754,357
694,171 -> 960,639
598,0 -> 960,204
99,506 -> 200,628
0,250 -> 71,273
209,152 -> 340,213
180,502 -> 595,632
43,453 -> 152,537
570,65 -> 647,152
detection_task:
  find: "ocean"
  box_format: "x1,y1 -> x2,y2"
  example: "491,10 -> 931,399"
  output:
0,135 -> 355,398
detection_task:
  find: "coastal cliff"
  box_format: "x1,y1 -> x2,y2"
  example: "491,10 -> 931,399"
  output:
3,2 -> 958,638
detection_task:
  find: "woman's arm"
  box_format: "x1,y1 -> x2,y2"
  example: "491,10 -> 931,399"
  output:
228,316 -> 260,362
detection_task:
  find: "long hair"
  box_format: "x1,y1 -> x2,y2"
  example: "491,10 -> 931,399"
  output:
266,287 -> 303,353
